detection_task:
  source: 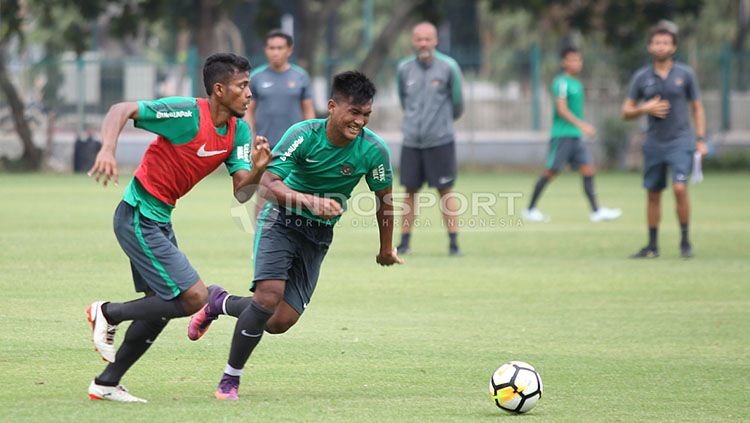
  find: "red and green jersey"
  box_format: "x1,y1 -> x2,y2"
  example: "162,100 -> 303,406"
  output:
122,97 -> 252,222
267,119 -> 393,224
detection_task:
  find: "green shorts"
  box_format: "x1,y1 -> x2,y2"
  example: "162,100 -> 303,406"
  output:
113,201 -> 200,300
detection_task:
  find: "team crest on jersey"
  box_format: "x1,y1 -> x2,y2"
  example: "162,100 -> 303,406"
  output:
288,80 -> 297,88
431,79 -> 441,87
674,77 -> 684,87
340,163 -> 355,176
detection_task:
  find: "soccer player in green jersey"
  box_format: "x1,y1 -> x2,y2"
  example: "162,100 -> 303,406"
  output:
523,47 -> 622,223
187,71 -> 403,400
85,53 -> 271,402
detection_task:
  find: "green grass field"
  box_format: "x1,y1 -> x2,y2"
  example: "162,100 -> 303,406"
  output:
1,171 -> 748,422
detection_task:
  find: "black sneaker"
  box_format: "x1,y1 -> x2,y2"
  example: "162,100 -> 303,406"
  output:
396,244 -> 411,255
629,246 -> 659,259
680,243 -> 694,259
449,245 -> 463,257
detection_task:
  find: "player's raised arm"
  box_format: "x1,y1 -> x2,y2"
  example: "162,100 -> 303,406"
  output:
374,187 -> 404,266
232,135 -> 272,203
88,101 -> 139,186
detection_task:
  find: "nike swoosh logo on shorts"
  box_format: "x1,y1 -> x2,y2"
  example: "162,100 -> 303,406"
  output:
305,158 -> 320,163
197,144 -> 227,157
438,177 -> 453,185
241,330 -> 262,338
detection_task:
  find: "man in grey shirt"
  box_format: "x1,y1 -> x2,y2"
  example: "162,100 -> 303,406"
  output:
622,26 -> 706,259
396,22 -> 464,256
246,30 -> 315,149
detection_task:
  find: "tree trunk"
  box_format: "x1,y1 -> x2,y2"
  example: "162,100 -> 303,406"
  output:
737,0 -> 749,90
195,0 -> 218,96
0,44 -> 42,169
43,111 -> 56,168
294,0 -> 344,72
358,0 -> 423,77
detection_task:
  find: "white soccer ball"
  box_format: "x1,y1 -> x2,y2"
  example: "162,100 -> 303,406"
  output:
489,360 -> 543,413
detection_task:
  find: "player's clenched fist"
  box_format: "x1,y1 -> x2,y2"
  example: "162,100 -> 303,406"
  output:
376,248 -> 404,266
308,197 -> 343,221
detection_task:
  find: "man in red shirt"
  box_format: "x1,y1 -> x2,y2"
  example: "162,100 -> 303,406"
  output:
86,53 -> 271,402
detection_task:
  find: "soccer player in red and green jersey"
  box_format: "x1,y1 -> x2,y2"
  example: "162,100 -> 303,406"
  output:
85,53 -> 271,403
187,71 -> 403,400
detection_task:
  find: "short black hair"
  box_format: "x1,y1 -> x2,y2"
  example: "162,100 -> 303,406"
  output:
265,30 -> 293,47
202,53 -> 251,96
330,71 -> 376,105
560,46 -> 580,59
648,26 -> 678,46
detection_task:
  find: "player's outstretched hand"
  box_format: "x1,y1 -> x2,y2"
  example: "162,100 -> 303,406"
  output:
308,197 -> 343,221
88,149 -> 119,187
376,248 -> 405,266
251,135 -> 272,170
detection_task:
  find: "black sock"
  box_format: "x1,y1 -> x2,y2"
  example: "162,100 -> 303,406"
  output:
224,295 -> 254,318
528,175 -> 550,209
227,300 -> 273,370
399,233 -> 411,248
680,223 -> 689,246
449,232 -> 458,249
648,227 -> 658,250
95,319 -> 168,386
102,295 -> 187,325
583,176 -> 599,212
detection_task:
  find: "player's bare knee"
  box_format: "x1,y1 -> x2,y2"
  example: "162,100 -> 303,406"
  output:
252,290 -> 283,311
672,183 -> 687,197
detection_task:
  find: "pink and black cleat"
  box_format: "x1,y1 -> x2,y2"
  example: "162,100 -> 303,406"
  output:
214,374 -> 240,401
188,285 -> 228,341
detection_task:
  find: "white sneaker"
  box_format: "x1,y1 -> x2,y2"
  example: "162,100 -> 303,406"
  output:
590,207 -> 622,222
87,301 -> 117,363
88,381 -> 147,403
522,208 -> 549,222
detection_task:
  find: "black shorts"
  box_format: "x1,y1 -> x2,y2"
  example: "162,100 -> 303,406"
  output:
113,201 -> 200,300
252,205 -> 333,315
545,137 -> 592,172
399,142 -> 457,190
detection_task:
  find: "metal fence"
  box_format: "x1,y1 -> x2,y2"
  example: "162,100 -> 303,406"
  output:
1,45 -> 748,160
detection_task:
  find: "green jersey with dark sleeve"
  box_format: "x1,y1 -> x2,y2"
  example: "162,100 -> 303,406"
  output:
551,74 -> 585,138
266,119 -> 393,224
122,96 -> 252,222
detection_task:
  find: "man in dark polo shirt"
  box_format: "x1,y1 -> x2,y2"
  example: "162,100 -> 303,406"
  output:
622,25 -> 707,259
